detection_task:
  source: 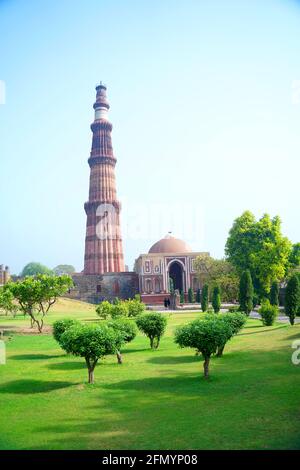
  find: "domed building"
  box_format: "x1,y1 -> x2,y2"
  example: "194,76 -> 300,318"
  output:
134,234 -> 209,304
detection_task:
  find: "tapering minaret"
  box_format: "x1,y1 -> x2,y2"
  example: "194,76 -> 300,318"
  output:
83,84 -> 125,274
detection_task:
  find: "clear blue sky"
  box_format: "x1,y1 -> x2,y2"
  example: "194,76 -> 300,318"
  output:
1,0 -> 300,274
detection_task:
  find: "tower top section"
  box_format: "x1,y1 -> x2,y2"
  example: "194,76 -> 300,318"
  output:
93,82 -> 110,120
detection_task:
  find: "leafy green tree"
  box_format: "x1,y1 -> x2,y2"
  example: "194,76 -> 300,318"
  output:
60,324 -> 117,383
126,298 -> 145,317
180,290 -> 185,304
7,275 -> 73,332
188,287 -> 195,303
174,319 -> 232,378
258,299 -> 278,326
285,275 -> 300,325
289,243 -> 300,269
0,287 -> 17,316
53,265 -> 75,275
205,312 -> 247,356
212,285 -> 221,313
239,270 -> 254,315
196,288 -> 201,303
96,300 -> 112,319
108,318 -> 137,363
52,318 -> 81,344
136,313 -> 167,349
194,255 -> 239,302
225,211 -> 292,296
201,284 -> 209,312
270,281 -> 279,306
110,300 -> 129,319
21,262 -> 53,277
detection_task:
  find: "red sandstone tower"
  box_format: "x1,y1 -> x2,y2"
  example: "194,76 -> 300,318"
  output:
84,84 -> 125,274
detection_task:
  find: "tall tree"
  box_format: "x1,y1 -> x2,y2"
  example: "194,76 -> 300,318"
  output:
188,287 -> 195,303
212,285 -> 221,313
285,275 -> 300,326
53,265 -> 75,275
21,262 -> 53,277
239,270 -> 254,315
201,284 -> 209,312
194,254 -> 239,302
226,211 -> 292,296
270,281 -> 279,306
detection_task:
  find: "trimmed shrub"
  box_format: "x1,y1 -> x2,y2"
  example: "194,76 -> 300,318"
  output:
110,300 -> 129,319
285,275 -> 300,325
108,318 -> 137,363
239,270 -> 254,315
136,312 -> 167,349
270,281 -> 279,306
126,298 -> 145,317
212,285 -> 221,313
259,299 -> 278,326
201,284 -> 209,312
196,288 -> 201,303
180,290 -> 184,304
188,287 -> 195,303
52,318 -> 81,344
96,300 -> 112,319
174,318 -> 232,378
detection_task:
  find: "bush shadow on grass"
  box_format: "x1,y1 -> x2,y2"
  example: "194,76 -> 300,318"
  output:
9,354 -> 65,360
239,325 -> 286,336
47,361 -> 85,370
0,379 -> 76,394
147,354 -> 200,365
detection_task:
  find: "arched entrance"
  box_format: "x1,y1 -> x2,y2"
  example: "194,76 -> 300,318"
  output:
168,261 -> 184,292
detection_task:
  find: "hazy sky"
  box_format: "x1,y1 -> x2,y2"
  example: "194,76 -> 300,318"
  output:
1,0 -> 300,274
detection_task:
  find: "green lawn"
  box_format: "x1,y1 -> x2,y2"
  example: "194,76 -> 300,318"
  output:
0,299 -> 299,450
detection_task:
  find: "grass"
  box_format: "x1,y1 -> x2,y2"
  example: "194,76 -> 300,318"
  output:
0,298 -> 300,450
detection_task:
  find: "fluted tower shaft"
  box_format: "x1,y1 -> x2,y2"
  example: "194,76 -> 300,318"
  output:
84,84 -> 125,274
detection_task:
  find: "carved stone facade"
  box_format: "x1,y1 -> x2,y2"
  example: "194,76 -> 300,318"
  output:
69,272 -> 139,304
134,234 -> 209,304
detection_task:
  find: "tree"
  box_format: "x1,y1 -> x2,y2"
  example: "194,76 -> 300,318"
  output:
110,300 -> 129,319
239,270 -> 253,315
53,265 -> 75,275
108,318 -> 137,363
7,275 -> 73,332
194,255 -> 239,302
289,243 -> 300,269
136,313 -> 167,349
270,281 -> 279,306
174,319 -> 232,378
214,312 -> 247,356
285,275 -> 300,325
60,324 -> 117,383
21,262 -> 53,277
180,290 -> 184,304
201,284 -> 209,312
0,287 -> 17,316
53,318 -> 81,344
212,286 -> 221,313
96,300 -> 112,319
259,299 -> 278,326
225,211 -> 292,296
196,288 -> 201,303
126,298 -> 145,317
188,287 -> 195,303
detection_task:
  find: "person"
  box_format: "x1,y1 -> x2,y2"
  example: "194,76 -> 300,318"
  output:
164,298 -> 168,309
167,298 -> 170,308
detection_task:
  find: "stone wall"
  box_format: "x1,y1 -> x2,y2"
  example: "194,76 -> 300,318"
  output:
67,272 -> 139,304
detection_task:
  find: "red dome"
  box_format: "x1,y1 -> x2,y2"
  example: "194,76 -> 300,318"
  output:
148,234 -> 191,254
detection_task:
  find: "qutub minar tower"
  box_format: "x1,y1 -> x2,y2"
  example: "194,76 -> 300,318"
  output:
69,83 -> 206,304
84,83 -> 125,274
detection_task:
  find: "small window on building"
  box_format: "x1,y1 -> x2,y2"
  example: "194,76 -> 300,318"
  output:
96,284 -> 101,293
